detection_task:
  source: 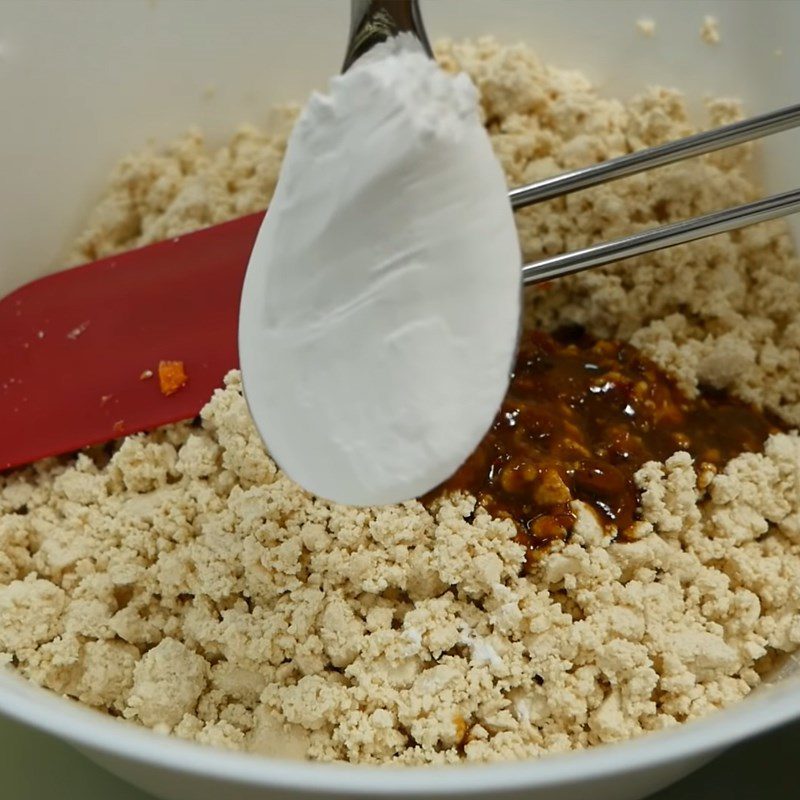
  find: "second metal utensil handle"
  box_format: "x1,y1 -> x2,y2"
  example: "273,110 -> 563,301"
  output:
522,188 -> 800,285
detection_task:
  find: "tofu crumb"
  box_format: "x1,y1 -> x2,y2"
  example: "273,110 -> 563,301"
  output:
66,321 -> 90,340
700,15 -> 721,45
636,18 -> 656,37
2,37 -> 800,766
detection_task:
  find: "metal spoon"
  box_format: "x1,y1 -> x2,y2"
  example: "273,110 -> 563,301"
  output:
343,0 -> 432,72
344,0 -> 800,284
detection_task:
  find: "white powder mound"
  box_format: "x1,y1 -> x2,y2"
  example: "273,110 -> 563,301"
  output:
238,37 -> 521,506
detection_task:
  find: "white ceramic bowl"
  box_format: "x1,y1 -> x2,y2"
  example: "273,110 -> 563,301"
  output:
1,2 -> 799,799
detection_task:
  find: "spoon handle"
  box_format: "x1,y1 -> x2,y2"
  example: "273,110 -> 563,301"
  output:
343,0 -> 432,71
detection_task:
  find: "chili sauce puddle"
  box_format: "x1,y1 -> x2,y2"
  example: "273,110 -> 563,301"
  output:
426,327 -> 784,567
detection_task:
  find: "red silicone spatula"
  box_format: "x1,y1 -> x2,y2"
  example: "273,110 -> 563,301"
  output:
0,212 -> 263,470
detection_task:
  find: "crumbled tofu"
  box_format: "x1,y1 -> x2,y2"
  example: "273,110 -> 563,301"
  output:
700,15 -> 721,45
67,109 -> 299,266
636,18 -> 656,37
1,37 -> 800,766
2,371 -> 799,763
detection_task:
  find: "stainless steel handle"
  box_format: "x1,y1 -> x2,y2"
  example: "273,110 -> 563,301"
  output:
512,103 -> 800,283
522,188 -> 800,285
343,0 -> 432,71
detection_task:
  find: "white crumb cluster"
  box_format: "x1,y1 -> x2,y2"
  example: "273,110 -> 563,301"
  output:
636,18 -> 656,37
2,37 -> 800,765
700,15 -> 721,45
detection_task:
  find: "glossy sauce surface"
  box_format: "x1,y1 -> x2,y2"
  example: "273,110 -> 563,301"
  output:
429,328 -> 783,565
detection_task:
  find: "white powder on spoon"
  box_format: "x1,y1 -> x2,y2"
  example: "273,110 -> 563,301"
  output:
238,37 -> 520,505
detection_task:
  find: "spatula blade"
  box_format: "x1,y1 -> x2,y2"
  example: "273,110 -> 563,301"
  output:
0,212 -> 264,470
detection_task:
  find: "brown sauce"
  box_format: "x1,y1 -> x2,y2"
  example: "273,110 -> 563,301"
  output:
427,327 -> 784,565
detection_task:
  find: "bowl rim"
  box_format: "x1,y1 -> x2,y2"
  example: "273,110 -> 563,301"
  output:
1,663 -> 799,794
3,1 -> 800,792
